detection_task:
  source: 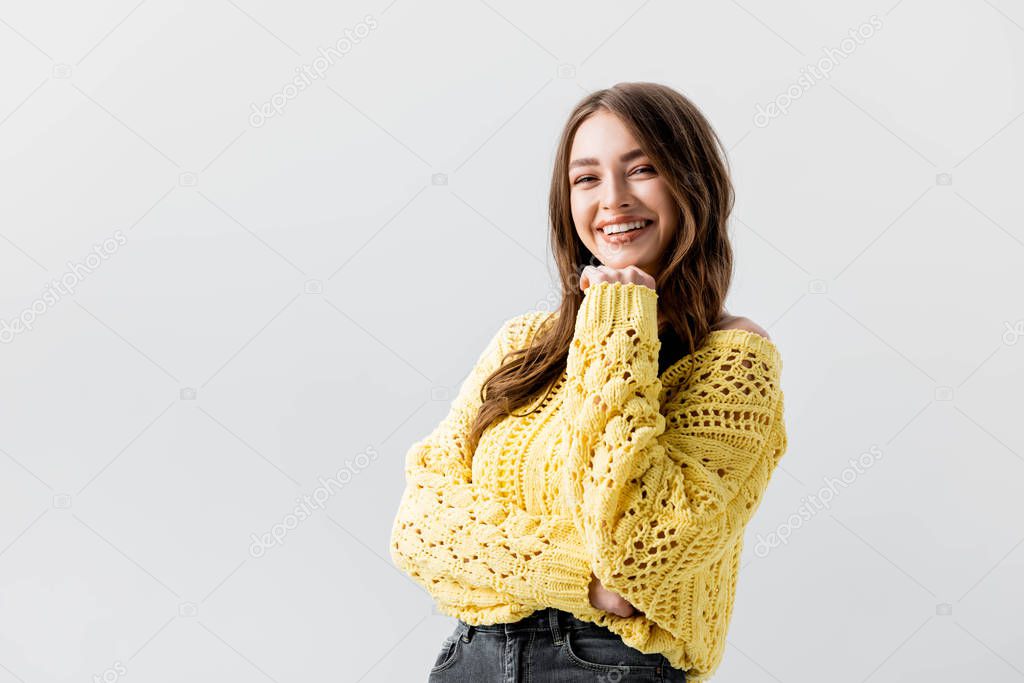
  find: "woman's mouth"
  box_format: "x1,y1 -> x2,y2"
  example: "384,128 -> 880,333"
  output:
598,219 -> 653,245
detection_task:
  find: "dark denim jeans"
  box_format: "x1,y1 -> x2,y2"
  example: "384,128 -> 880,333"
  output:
427,607 -> 686,682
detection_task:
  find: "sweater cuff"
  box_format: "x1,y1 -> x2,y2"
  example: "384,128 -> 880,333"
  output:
536,537 -> 594,614
575,281 -> 659,344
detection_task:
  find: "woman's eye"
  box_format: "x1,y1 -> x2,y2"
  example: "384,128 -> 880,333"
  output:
573,167 -> 652,185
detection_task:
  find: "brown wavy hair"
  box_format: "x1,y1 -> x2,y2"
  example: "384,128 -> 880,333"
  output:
466,81 -> 736,454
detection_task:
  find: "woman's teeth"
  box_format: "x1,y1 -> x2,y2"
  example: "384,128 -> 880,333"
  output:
602,220 -> 650,234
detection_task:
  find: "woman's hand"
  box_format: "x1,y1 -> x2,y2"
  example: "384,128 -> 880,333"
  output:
579,265 -> 656,293
588,573 -> 642,618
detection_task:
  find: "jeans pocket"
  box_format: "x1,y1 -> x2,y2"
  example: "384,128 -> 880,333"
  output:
561,627 -> 665,676
429,633 -> 462,674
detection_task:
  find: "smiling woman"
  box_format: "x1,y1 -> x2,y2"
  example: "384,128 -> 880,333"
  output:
389,82 -> 788,683
568,117 -> 680,279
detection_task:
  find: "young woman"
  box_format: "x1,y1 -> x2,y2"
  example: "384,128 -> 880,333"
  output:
389,81 -> 788,682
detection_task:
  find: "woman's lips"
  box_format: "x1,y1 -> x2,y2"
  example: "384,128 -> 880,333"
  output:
598,220 -> 653,245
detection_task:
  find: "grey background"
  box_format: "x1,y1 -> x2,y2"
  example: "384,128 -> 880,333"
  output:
1,0 -> 1022,681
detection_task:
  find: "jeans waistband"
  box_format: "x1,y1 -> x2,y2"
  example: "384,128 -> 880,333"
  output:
458,608 -> 593,644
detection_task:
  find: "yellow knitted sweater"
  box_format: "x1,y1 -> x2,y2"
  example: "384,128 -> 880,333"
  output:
389,281 -> 788,681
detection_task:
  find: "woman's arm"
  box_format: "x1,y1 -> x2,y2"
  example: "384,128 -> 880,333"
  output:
560,281 -> 788,637
389,313 -> 595,619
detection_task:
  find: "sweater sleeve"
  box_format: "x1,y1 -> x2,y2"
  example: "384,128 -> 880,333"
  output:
560,281 -> 788,637
388,314 -> 595,621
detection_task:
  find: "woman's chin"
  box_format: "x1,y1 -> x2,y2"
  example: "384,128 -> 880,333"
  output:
595,253 -> 650,272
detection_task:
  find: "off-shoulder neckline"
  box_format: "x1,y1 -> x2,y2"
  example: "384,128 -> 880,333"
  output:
523,310 -> 781,385
659,328 -> 782,386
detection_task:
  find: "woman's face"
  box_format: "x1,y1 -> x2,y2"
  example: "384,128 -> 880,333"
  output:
568,109 -> 679,280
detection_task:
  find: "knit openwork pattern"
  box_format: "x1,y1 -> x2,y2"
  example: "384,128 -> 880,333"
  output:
389,281 -> 788,681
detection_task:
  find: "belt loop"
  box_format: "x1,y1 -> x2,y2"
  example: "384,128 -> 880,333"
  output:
547,607 -> 563,645
461,622 -> 475,643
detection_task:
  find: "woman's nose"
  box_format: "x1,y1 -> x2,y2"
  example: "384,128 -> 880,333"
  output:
601,176 -> 632,209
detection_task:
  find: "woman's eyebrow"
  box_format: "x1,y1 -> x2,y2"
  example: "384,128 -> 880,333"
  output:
569,148 -> 646,170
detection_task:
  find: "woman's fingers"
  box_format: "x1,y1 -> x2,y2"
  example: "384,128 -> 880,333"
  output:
589,574 -> 639,617
579,264 -> 656,292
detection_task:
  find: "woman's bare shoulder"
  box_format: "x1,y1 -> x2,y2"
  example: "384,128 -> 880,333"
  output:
711,314 -> 771,340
